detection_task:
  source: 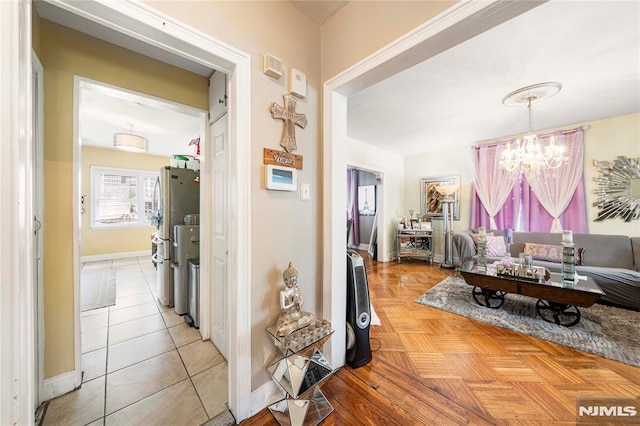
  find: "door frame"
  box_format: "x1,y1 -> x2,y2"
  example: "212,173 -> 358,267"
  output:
322,0 -> 545,368
27,0 -> 251,422
1,0 -> 36,424
58,1 -> 252,420
32,50 -> 45,410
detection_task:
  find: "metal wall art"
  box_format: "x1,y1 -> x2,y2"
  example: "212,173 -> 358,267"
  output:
593,156 -> 640,221
270,94 -> 307,153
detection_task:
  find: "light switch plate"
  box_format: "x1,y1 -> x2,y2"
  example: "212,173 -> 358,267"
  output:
300,183 -> 310,200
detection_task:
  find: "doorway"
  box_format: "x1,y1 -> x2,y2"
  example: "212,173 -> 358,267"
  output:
33,1 -> 252,421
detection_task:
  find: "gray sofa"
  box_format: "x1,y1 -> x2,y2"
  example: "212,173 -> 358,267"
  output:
453,229 -> 640,310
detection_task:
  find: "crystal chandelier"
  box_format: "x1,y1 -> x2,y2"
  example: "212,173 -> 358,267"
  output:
499,83 -> 568,175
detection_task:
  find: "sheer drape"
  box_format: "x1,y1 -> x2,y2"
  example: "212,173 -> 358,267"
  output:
472,144 -> 519,229
471,128 -> 587,233
525,130 -> 584,232
347,169 -> 359,248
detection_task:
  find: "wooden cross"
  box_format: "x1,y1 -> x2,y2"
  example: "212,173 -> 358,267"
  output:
270,94 -> 307,153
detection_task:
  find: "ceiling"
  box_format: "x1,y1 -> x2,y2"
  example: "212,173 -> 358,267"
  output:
79,81 -> 204,158
38,1 -> 638,159
347,0 -> 640,156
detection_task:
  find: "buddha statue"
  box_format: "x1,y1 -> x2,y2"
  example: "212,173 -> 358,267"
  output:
275,262 -> 314,337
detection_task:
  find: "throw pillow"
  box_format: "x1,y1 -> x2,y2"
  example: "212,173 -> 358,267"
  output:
523,243 -> 584,266
486,235 -> 506,257
470,232 -> 494,245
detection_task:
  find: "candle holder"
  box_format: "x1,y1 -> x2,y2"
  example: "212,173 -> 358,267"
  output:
562,242 -> 576,287
477,235 -> 487,273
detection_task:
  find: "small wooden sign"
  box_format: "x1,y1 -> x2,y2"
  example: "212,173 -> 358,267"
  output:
263,148 -> 303,170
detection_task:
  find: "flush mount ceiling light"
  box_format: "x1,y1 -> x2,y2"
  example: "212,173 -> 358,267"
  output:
499,82 -> 568,176
113,123 -> 148,153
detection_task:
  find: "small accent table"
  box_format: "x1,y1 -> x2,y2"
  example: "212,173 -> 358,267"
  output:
459,261 -> 604,327
397,229 -> 433,263
266,320 -> 334,425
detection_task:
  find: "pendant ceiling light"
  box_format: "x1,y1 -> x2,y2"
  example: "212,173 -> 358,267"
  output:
113,123 -> 148,153
499,82 -> 568,176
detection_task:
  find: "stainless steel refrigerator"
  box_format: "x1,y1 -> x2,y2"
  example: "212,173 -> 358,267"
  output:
152,167 -> 200,307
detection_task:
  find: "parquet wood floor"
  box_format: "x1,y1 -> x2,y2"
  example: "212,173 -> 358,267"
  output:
242,253 -> 640,425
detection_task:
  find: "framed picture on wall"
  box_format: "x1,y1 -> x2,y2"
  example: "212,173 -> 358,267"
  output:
420,175 -> 460,220
358,185 -> 376,215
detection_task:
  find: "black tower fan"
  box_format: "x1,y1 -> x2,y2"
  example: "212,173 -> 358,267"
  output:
346,250 -> 372,368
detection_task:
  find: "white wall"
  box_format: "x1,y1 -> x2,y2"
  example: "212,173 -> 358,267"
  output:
404,147 -> 474,259
347,137 -> 404,261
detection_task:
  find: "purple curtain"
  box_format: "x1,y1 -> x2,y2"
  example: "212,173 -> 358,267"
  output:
347,169 -> 359,247
471,128 -> 587,233
470,181 -> 521,231
520,176 -> 587,233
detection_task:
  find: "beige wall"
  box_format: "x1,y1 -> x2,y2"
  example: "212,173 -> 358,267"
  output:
321,1 -> 456,81
142,0 -> 322,390
403,113 -> 640,258
81,146 -> 169,257
39,18 -> 207,378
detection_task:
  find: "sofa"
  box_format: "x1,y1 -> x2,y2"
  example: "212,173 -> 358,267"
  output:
453,229 -> 640,310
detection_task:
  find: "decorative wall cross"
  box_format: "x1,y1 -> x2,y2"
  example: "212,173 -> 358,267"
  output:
270,94 -> 307,152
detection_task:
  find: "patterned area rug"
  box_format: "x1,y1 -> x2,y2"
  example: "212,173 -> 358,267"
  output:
81,269 -> 117,312
416,276 -> 640,367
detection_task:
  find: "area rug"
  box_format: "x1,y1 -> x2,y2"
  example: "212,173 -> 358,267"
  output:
415,276 -> 640,367
81,269 -> 117,312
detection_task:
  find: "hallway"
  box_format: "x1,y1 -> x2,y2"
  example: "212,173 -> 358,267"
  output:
43,257 -> 228,425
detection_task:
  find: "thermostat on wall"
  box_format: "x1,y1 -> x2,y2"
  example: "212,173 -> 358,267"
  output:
289,68 -> 307,98
265,164 -> 297,191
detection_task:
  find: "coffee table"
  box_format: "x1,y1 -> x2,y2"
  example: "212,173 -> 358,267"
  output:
458,261 -> 605,327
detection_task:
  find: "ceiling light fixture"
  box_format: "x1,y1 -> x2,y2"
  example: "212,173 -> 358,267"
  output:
113,123 -> 148,153
499,82 -> 568,176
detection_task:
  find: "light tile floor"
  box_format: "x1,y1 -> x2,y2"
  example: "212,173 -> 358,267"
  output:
43,257 -> 228,426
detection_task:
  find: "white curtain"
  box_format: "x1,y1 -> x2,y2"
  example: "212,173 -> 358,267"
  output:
472,144 -> 519,229
526,130 -> 584,232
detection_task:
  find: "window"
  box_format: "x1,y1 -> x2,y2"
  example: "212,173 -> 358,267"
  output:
91,166 -> 158,228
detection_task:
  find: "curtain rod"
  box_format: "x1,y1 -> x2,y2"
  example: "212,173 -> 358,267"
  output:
472,125 -> 589,149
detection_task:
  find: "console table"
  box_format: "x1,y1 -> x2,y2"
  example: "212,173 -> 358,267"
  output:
265,320 -> 334,425
397,228 -> 433,263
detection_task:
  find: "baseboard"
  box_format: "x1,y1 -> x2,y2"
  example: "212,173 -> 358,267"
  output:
357,243 -> 370,250
81,250 -> 149,263
42,369 -> 81,401
250,380 -> 284,416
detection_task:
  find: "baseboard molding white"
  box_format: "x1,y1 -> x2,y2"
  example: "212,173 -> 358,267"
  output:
42,369 -> 81,402
81,250 -> 149,263
357,243 -> 370,250
251,380 -> 284,416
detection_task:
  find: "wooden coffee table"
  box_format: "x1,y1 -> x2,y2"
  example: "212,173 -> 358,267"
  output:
458,261 -> 604,327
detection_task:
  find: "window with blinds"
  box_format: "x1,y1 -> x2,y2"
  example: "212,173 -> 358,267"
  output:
91,166 -> 158,228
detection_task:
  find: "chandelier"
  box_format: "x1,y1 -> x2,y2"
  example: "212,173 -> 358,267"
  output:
499,82 -> 568,175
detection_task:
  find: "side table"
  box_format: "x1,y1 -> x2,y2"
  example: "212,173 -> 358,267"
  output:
265,320 -> 335,425
397,228 -> 433,263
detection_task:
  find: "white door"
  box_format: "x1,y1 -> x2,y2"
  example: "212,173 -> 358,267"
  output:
32,52 -> 44,407
211,113 -> 229,359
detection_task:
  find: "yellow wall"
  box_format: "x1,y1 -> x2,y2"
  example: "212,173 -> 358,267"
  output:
321,1 -> 456,80
81,146 -> 168,257
40,18 -> 207,378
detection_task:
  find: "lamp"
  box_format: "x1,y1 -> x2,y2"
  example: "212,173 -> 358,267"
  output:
113,124 -> 148,153
435,184 -> 457,269
499,82 -> 568,176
